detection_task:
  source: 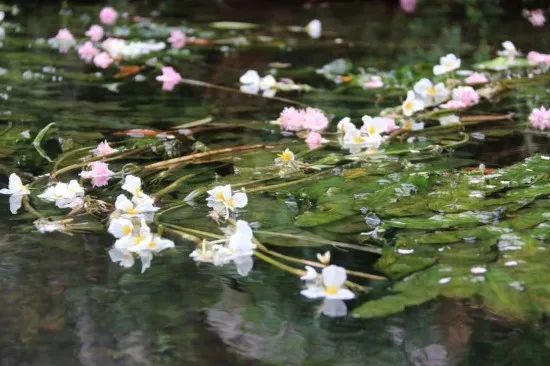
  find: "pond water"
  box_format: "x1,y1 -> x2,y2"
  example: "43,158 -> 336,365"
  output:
1,1 -> 550,365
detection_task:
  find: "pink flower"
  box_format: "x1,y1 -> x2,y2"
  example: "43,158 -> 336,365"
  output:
527,9 -> 546,27
382,117 -> 398,133
363,76 -> 384,89
80,161 -> 114,187
93,52 -> 114,69
54,28 -> 75,53
85,24 -> 104,42
301,108 -> 329,132
93,140 -> 117,156
465,72 -> 489,85
168,30 -> 186,49
441,86 -> 479,110
305,131 -> 327,150
100,7 -> 118,25
78,42 -> 99,63
529,106 -> 550,130
400,0 -> 417,13
527,51 -> 550,66
440,100 -> 466,110
278,107 -> 304,131
156,66 -> 182,91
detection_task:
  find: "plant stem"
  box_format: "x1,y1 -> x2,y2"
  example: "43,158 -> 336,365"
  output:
254,229 -> 382,254
143,143 -> 280,171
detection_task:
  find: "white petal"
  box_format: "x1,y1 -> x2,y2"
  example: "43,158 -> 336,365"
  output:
234,256 -> 253,276
139,251 -> 153,273
9,194 -> 23,214
115,194 -> 134,212
301,265 -> 318,281
8,173 -> 24,192
122,175 -> 142,195
326,288 -> 355,300
300,285 -> 325,299
232,192 -> 248,209
321,299 -> 347,317
322,265 -> 347,288
239,70 -> 260,85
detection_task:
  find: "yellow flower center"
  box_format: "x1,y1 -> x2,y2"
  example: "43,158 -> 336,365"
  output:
279,151 -> 294,162
368,125 -> 376,136
133,235 -> 146,245
404,101 -> 413,111
122,225 -> 132,236
148,242 -> 157,250
127,207 -> 139,215
226,197 -> 236,210
427,86 -> 437,97
352,135 -> 365,144
216,191 -> 226,201
325,286 -> 339,296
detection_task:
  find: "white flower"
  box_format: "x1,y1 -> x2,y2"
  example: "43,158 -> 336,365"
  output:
206,184 -> 247,218
108,217 -> 134,238
275,148 -> 296,165
190,220 -> 255,276
433,53 -> 461,75
34,218 -> 67,234
38,180 -> 84,209
336,117 -> 356,135
497,41 -> 519,60
109,247 -> 135,268
305,19 -> 322,39
102,38 -> 165,59
316,251 -> 331,265
300,265 -> 355,300
227,220 -> 256,258
114,220 -> 153,251
402,91 -> 425,116
239,70 -> 277,97
0,173 -> 30,214
342,129 -> 367,153
439,115 -> 461,126
115,194 -> 159,217
121,175 -> 144,198
402,119 -> 425,131
360,116 -> 389,137
301,265 -> 318,281
413,78 -> 450,106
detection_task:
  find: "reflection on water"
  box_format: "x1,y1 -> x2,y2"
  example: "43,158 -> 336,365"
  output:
1,0 -> 550,365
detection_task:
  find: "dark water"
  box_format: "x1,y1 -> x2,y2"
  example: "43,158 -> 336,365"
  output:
1,1 -> 550,365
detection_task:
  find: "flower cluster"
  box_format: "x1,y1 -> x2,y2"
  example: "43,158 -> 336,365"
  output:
38,179 -> 85,209
108,175 -> 173,272
524,9 -> 546,27
239,70 -> 310,97
529,106 -> 550,130
190,220 -> 256,276
79,161 -> 114,187
527,51 -> 550,66
206,184 -> 248,220
338,115 -> 396,154
277,106 -> 330,132
441,86 -> 480,110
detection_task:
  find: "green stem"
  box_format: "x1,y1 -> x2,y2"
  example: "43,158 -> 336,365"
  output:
254,229 -> 382,254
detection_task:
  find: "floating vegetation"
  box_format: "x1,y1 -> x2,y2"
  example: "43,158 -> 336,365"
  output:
1,4 -> 550,363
